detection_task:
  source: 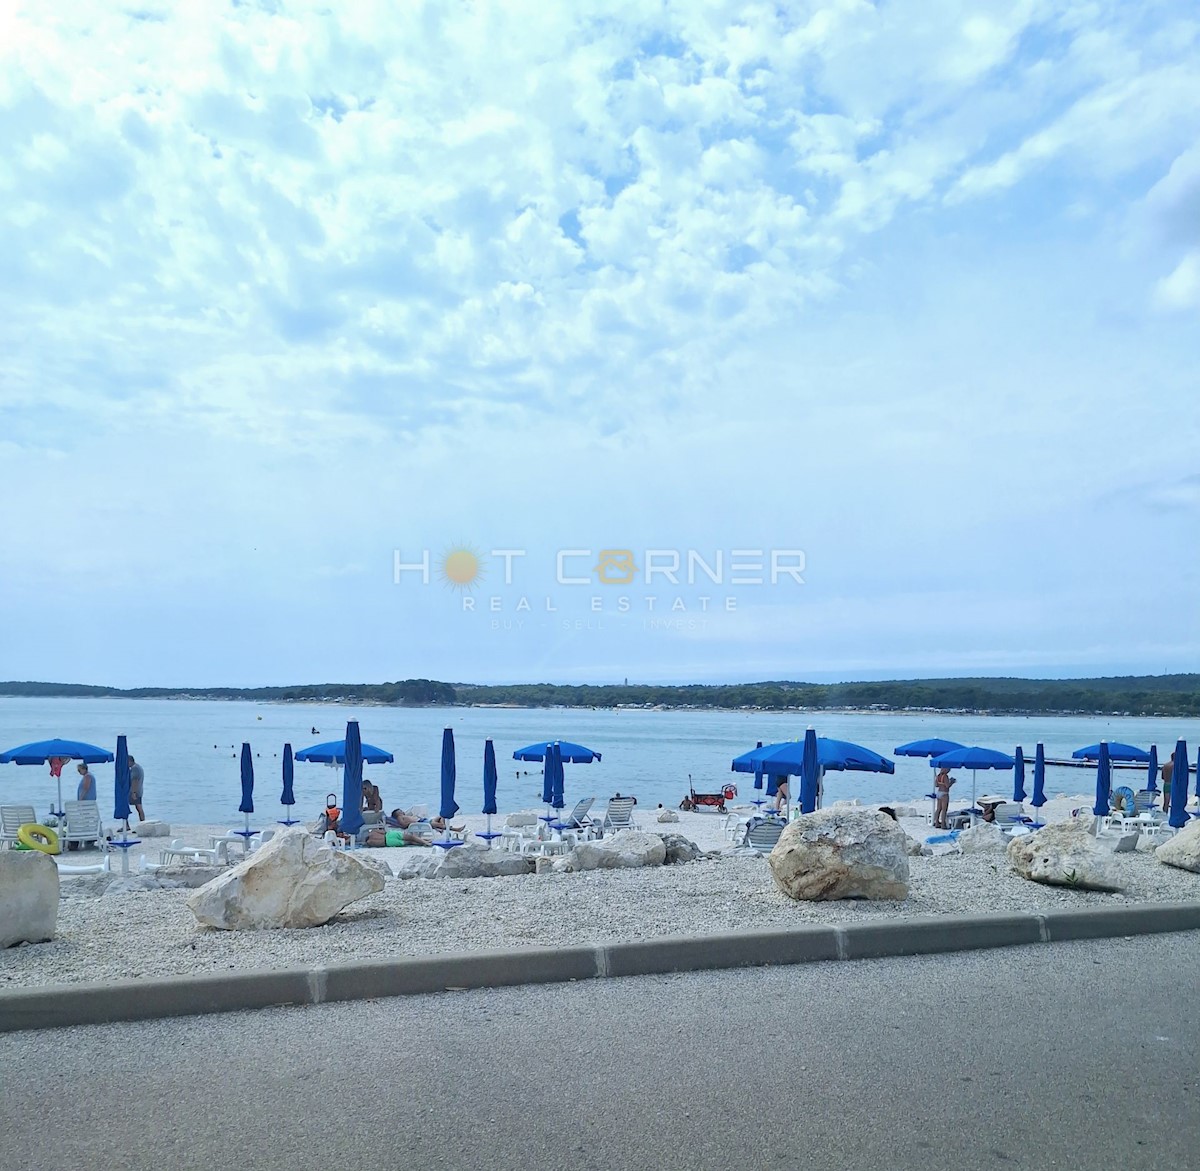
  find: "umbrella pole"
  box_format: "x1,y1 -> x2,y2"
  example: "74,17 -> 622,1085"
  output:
55,775 -> 64,822
486,813 -> 493,847
971,770 -> 977,825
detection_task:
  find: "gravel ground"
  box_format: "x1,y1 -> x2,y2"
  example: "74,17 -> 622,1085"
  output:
3,802 -> 1198,990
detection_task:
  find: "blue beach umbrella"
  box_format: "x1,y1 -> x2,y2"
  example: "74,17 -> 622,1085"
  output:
0,737 -> 115,822
295,739 -> 394,765
541,747 -> 554,806
550,742 -> 565,811
439,727 -> 459,821
1072,742 -> 1151,762
280,743 -> 298,824
1146,745 -> 1159,793
927,746 -> 1014,820
752,741 -> 763,791
894,739 -> 966,758
113,734 -> 131,828
799,726 -> 821,815
341,721 -> 365,838
482,740 -> 498,817
239,743 -> 255,815
1092,741 -> 1112,817
477,739 -> 501,848
1030,743 -> 1047,820
513,741 -> 601,763
1168,739 -> 1189,829
1013,746 -> 1027,804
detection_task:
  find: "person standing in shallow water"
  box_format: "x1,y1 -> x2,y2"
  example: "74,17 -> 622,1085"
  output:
127,754 -> 146,821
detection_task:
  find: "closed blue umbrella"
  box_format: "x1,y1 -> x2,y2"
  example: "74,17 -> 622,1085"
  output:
482,740 -> 498,816
752,741 -> 763,790
239,743 -> 255,815
439,727 -> 459,821
799,726 -> 820,815
280,743 -> 298,824
1013,746 -> 1026,804
1092,741 -> 1112,817
477,739 -> 501,848
1030,743 -> 1047,822
341,721 -> 364,838
1146,745 -> 1159,793
111,735 -> 134,875
541,747 -> 554,806
1168,739 -> 1189,829
113,734 -> 131,827
550,742 -> 565,811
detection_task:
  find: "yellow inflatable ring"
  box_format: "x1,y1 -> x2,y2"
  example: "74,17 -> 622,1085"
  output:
17,823 -> 59,855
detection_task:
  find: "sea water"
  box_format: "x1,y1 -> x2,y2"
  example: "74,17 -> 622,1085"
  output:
1,697 -> 1196,827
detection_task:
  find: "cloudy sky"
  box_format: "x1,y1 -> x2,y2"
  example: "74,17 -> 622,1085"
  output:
1,0 -> 1197,688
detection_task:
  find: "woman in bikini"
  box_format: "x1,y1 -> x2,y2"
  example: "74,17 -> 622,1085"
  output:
933,766 -> 954,829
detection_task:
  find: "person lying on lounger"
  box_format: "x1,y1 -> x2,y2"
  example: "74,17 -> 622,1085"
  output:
387,808 -> 446,831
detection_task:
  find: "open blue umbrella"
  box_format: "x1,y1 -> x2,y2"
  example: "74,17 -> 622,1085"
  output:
0,737 -> 115,822
280,743 -> 298,825
735,738 -> 895,778
1013,746 -> 1026,804
1092,740 -> 1112,817
1168,739 -> 1189,829
513,741 -> 601,763
295,739 -> 394,765
340,721 -> 364,838
799,726 -> 820,815
1030,743 -> 1047,823
1146,745 -> 1159,793
439,727 -> 459,821
1072,742 -> 1150,762
927,746 -> 1014,821
477,739 -> 501,847
894,738 -> 966,758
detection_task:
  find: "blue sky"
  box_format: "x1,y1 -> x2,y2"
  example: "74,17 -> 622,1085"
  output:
0,1 -> 1197,687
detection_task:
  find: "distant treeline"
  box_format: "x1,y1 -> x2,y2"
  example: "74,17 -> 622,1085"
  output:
1,675 -> 1198,716
0,679 -> 456,704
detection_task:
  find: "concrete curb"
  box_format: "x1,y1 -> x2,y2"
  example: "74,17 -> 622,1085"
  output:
3,902 -> 1199,1033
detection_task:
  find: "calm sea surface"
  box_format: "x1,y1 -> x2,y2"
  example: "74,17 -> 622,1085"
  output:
1,698 -> 1196,825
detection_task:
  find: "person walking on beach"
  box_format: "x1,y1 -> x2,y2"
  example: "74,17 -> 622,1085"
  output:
933,766 -> 954,829
1161,752 -> 1174,812
127,754 -> 146,821
76,762 -> 97,802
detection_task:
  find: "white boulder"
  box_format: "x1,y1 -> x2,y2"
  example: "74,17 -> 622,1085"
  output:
1156,822 -> 1200,873
187,827 -> 384,930
555,829 -> 666,872
957,823 -> 1011,854
0,850 -> 59,947
767,809 -> 909,901
136,820 -> 171,837
656,808 -> 680,823
1007,820 -> 1123,892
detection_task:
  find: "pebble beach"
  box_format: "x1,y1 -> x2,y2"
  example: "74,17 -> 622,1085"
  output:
3,797 -> 1199,992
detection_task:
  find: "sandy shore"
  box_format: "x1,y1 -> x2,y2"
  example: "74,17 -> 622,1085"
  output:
3,797 -> 1198,991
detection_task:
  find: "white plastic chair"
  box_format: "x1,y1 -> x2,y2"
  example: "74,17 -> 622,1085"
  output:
60,801 -> 108,851
1,805 -> 37,849
601,797 -> 639,832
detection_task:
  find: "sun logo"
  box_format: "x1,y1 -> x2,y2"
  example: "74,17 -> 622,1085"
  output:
438,545 -> 484,591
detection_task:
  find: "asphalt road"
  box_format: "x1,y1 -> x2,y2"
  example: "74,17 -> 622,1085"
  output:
1,934 -> 1197,1171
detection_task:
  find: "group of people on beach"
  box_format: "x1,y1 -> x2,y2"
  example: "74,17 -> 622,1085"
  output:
314,779 -> 451,847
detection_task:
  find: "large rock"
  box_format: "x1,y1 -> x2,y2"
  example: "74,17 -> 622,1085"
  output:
957,823 -> 1011,854
187,827 -> 385,929
555,829 -> 667,872
1156,822 -> 1200,873
659,833 -> 703,864
393,844 -> 534,880
1007,820 -> 1123,892
767,808 -> 909,901
136,820 -> 171,837
0,850 -> 59,947
656,808 -> 680,823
